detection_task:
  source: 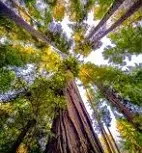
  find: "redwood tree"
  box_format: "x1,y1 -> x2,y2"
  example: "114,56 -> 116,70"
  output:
45,80 -> 104,153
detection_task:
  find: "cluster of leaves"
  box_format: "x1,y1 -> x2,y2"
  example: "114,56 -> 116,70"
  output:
46,22 -> 71,53
79,63 -> 142,106
53,0 -> 65,21
0,44 -> 38,67
0,68 -> 15,93
117,119 -> 142,153
93,0 -> 113,19
0,15 -> 32,42
61,56 -> 80,77
103,26 -> 142,65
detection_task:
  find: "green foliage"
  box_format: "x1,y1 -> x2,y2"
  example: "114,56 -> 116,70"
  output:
80,63 -> 142,106
0,44 -> 38,67
74,41 -> 93,56
117,119 -> 142,153
61,56 -> 80,77
94,0 -> 113,19
103,26 -> 142,65
45,31 -> 70,53
0,16 -> 32,42
0,68 -> 15,93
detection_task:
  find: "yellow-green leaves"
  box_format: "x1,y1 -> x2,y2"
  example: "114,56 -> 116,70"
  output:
0,68 -> 15,93
39,46 -> 61,72
117,119 -> 142,152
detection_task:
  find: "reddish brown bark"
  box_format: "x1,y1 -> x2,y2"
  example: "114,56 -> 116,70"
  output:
87,0 -> 124,39
45,81 -> 104,153
102,126 -> 117,153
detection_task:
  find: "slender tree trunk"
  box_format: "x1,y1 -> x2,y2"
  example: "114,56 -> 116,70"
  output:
45,80 -> 104,153
82,71 -> 141,132
102,126 -> 116,153
106,126 -> 121,153
100,125 -> 113,153
94,0 -> 142,41
10,119 -> 36,153
85,88 -> 113,153
0,1 -> 65,57
98,85 -> 142,132
87,0 -> 124,40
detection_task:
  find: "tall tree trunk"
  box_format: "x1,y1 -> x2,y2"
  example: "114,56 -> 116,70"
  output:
106,126 -> 121,153
85,88 -> 114,153
98,85 -> 142,132
94,0 -> 142,41
87,0 -> 124,40
102,126 -> 116,153
45,80 -> 104,153
82,71 -> 141,132
100,125 -> 113,153
10,119 -> 36,153
0,1 -> 65,57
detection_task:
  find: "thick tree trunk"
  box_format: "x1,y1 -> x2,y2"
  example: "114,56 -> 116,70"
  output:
10,119 -> 36,153
106,126 -> 121,153
87,0 -> 124,39
94,0 -> 142,41
45,80 -> 104,153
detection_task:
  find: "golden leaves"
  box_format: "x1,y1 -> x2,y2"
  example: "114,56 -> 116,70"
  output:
16,143 -> 28,153
53,1 -> 65,21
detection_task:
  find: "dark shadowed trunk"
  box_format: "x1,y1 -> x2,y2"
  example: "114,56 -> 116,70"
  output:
106,126 -> 121,153
10,119 -> 36,153
87,0 -> 124,39
45,80 -> 104,153
94,0 -> 142,41
0,1 -> 50,43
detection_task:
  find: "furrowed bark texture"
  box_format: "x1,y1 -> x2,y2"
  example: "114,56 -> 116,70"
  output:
45,81 -> 104,153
